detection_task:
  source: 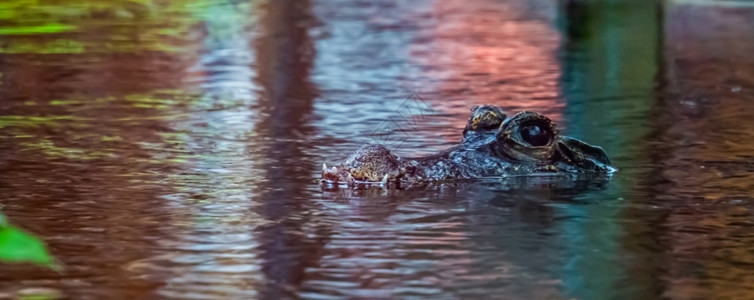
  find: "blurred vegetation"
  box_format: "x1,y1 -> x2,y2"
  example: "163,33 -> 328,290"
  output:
0,213 -> 59,270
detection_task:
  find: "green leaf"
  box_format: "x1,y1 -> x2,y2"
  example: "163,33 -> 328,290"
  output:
0,215 -> 59,270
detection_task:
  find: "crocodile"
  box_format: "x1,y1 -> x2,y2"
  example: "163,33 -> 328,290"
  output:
321,105 -> 614,187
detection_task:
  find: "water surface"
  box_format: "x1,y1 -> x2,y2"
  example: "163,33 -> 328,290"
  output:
1,0 -> 754,299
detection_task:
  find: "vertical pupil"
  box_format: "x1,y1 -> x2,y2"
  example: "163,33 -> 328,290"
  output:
521,124 -> 549,146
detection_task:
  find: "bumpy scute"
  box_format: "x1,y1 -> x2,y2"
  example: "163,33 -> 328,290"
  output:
464,105 -> 506,133
342,144 -> 402,181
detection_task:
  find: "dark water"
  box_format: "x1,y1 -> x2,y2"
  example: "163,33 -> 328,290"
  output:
1,0 -> 754,299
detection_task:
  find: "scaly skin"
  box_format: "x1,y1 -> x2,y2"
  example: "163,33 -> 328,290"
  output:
321,105 -> 613,187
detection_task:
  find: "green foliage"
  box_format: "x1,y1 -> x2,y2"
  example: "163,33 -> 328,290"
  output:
0,214 -> 59,270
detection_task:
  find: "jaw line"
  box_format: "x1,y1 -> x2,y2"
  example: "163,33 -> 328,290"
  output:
555,136 -> 614,172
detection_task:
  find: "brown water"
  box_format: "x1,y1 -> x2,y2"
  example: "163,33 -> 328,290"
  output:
1,0 -> 754,299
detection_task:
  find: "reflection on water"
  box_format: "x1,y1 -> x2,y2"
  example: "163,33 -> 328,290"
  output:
1,0 -> 754,299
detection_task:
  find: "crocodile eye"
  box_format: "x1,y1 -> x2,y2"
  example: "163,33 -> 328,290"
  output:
520,123 -> 551,147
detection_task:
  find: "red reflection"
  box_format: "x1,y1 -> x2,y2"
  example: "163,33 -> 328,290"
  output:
409,0 -> 564,143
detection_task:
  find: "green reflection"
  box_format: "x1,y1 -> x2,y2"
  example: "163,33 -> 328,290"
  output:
0,39 -> 84,54
557,0 -> 661,299
0,24 -> 75,35
21,139 -> 117,160
0,115 -> 75,129
0,0 -> 223,53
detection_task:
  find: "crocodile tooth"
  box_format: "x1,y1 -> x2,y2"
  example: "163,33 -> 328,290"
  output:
322,163 -> 327,173
381,174 -> 389,185
331,166 -> 338,173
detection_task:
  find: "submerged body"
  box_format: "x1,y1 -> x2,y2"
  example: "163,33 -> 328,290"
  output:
322,105 -> 613,187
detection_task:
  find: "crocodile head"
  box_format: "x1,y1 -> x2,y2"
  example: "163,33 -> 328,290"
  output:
321,105 -> 614,187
